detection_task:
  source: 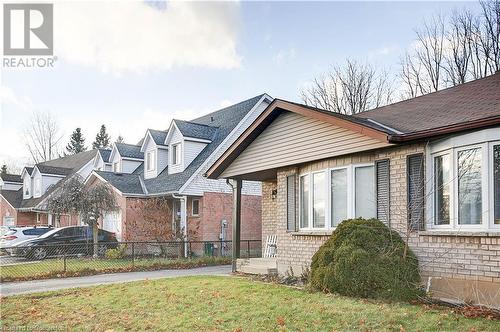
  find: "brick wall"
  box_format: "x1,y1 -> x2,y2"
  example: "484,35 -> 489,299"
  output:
267,143 -> 500,306
261,181 -> 277,245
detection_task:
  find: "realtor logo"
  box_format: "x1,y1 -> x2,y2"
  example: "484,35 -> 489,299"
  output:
3,3 -> 53,56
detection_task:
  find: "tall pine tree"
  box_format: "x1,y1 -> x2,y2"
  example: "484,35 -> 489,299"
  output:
66,128 -> 87,155
92,124 -> 111,149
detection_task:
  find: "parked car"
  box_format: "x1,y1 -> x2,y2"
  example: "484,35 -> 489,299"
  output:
0,226 -> 12,237
11,226 -> 118,260
0,226 -> 53,250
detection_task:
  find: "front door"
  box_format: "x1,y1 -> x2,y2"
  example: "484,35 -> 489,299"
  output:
172,200 -> 181,237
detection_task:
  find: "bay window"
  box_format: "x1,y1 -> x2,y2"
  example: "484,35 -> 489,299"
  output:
299,164 -> 376,231
434,154 -> 450,225
430,134 -> 499,231
457,148 -> 482,225
494,145 -> 500,225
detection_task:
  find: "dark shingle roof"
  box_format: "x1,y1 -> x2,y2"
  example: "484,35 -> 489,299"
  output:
0,173 -> 22,183
96,171 -> 145,195
19,150 -> 98,210
23,167 -> 34,176
40,150 -> 97,169
115,143 -> 144,160
0,188 -> 23,208
355,72 -> 500,134
173,120 -> 218,141
99,149 -> 112,163
36,165 -> 72,176
148,129 -> 168,146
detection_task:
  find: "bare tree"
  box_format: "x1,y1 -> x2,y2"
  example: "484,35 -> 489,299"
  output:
23,111 -> 63,164
400,52 -> 424,99
479,0 -> 500,72
414,16 -> 447,93
300,59 -> 394,115
47,175 -> 118,257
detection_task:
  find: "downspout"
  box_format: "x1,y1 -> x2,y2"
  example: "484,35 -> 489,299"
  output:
172,193 -> 188,257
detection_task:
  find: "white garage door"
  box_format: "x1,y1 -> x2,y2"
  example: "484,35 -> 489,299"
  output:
103,211 -> 122,241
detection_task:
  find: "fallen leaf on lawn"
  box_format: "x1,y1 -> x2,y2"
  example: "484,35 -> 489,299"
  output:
277,316 -> 286,326
233,329 -> 242,332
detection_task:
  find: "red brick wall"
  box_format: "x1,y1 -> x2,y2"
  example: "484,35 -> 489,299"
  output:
0,195 -> 17,226
201,192 -> 262,242
123,197 -> 173,242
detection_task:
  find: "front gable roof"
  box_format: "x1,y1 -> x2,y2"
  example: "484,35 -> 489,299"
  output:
140,129 -> 168,152
173,120 -> 217,141
35,164 -> 72,176
98,149 -> 112,163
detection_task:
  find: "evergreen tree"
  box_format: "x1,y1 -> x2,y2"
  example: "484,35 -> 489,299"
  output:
65,128 -> 87,155
116,135 -> 124,144
1,165 -> 7,175
92,124 -> 111,149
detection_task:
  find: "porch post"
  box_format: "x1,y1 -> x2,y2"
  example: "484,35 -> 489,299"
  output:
229,179 -> 242,272
180,197 -> 188,258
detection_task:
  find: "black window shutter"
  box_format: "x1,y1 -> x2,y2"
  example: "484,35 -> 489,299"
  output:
407,154 -> 425,231
286,175 -> 297,231
376,159 -> 390,225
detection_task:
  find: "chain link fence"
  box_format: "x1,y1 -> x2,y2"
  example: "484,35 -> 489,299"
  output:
0,240 -> 261,282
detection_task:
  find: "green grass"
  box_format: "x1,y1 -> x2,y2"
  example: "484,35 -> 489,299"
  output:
1,276 -> 498,331
0,256 -> 230,281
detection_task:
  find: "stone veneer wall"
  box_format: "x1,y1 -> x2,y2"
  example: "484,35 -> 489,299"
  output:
267,143 -> 500,306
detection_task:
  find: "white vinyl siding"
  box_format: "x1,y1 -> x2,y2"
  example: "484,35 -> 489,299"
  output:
121,160 -> 142,174
222,112 -> 391,178
184,140 -> 207,168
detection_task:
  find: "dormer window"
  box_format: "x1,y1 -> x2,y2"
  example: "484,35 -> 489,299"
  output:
146,150 -> 156,171
113,162 -> 120,173
172,144 -> 181,165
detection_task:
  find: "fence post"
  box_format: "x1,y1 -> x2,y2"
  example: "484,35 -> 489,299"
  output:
132,242 -> 135,268
247,240 -> 250,258
63,251 -> 67,273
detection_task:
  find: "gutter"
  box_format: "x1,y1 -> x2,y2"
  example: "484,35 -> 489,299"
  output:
388,115 -> 500,143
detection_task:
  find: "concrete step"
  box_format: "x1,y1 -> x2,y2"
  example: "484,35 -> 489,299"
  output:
239,258 -> 277,267
238,265 -> 278,275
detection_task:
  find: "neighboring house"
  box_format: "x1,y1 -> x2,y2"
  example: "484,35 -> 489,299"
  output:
207,73 -> 500,306
86,94 -> 272,243
0,150 -> 98,227
93,148 -> 112,171
0,173 -> 23,226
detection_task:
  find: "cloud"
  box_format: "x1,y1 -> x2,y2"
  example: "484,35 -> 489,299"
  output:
54,1 -> 242,74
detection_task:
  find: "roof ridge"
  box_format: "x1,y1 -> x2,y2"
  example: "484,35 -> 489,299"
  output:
191,93 -> 267,122
174,119 -> 219,128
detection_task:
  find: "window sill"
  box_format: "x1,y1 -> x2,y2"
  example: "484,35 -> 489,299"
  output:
289,231 -> 333,237
419,230 -> 500,237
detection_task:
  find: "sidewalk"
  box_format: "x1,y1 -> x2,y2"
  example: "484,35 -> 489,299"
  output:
0,265 -> 232,296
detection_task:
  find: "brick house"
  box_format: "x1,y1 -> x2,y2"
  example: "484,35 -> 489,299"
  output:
0,151 -> 98,227
86,95 -> 272,246
207,73 -> 500,307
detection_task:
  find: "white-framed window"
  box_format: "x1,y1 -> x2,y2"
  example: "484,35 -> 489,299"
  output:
429,137 -> 500,231
172,144 -> 181,165
299,163 -> 376,231
146,150 -> 156,171
113,162 -> 120,173
192,199 -> 200,217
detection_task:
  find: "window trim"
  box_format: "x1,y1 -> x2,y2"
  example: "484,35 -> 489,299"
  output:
113,162 -> 120,173
298,162 -> 375,232
191,199 -> 200,217
489,142 -> 500,230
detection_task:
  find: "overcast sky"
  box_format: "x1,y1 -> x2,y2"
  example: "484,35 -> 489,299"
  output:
0,1 -> 480,170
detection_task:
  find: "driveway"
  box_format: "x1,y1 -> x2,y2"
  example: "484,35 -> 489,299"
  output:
0,265 -> 232,296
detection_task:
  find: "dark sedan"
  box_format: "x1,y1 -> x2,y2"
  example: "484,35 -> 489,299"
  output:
11,226 -> 119,260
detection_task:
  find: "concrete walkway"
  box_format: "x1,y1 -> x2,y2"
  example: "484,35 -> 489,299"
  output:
0,265 -> 232,296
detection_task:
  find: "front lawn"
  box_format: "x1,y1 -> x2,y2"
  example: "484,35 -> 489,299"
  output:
0,256 -> 230,282
1,276 -> 498,331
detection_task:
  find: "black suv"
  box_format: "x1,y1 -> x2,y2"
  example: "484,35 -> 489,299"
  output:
12,226 -> 119,260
